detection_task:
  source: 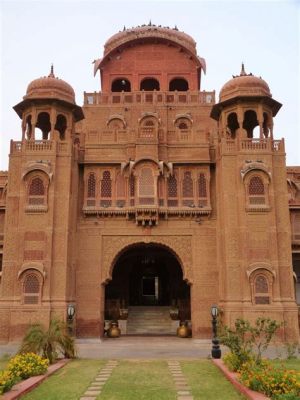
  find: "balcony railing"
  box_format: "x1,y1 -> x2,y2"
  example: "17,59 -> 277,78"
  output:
84,90 -> 215,106
221,138 -> 285,154
10,140 -> 71,155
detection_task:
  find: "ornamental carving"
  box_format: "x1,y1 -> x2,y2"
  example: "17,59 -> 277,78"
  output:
101,235 -> 193,284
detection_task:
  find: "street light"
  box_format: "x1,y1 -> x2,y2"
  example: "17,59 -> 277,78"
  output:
211,305 -> 221,359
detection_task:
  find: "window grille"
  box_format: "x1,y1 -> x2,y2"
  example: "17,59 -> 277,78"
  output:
129,176 -> 135,206
139,168 -> 154,205
248,176 -> 266,205
158,177 -> 164,206
167,175 -> 178,207
28,177 -> 45,205
100,171 -> 112,207
116,173 -> 126,207
23,274 -> 40,304
198,173 -> 208,207
254,274 -> 270,304
87,173 -> 96,198
182,171 -> 194,206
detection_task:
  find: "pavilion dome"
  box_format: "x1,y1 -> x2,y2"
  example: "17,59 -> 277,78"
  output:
219,64 -> 271,102
25,66 -> 75,104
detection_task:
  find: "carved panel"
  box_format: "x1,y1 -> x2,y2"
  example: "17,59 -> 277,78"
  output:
101,235 -> 193,284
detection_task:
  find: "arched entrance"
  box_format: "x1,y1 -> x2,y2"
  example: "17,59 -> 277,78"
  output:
104,244 -> 191,335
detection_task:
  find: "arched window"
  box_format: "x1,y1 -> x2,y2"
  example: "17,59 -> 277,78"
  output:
182,171 -> 194,206
167,174 -> 178,207
23,273 -> 41,304
100,171 -> 112,207
254,274 -> 270,304
28,177 -> 46,206
138,168 -> 155,205
169,78 -> 189,91
111,78 -> 131,92
87,173 -> 96,206
116,173 -> 126,207
198,173 -> 208,207
248,176 -> 265,205
140,78 -> 160,91
140,118 -> 155,138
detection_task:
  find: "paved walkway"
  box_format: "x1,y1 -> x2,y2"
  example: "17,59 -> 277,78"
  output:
80,360 -> 118,400
0,336 -> 290,359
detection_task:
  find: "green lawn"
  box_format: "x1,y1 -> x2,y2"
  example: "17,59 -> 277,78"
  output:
100,360 -> 176,400
272,358 -> 300,371
18,359 -> 249,400
181,360 -> 246,400
22,359 -> 105,400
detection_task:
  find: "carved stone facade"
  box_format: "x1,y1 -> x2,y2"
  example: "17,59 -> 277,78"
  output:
0,25 -> 299,342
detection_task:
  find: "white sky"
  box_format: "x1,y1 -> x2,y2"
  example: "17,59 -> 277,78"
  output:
0,0 -> 299,170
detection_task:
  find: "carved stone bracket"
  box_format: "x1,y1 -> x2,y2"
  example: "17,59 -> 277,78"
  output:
101,235 -> 193,285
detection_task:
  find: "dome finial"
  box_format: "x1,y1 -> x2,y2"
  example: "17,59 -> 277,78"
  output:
240,62 -> 246,76
49,64 -> 55,78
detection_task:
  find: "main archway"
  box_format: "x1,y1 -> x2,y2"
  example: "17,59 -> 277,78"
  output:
104,243 -> 191,335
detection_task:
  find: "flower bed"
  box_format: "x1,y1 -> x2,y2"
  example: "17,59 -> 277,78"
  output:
0,353 -> 49,395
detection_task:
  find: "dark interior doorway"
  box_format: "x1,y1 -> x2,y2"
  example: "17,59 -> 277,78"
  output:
105,244 -> 190,320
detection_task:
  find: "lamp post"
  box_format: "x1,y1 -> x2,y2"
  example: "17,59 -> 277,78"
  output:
211,305 -> 221,359
67,304 -> 75,336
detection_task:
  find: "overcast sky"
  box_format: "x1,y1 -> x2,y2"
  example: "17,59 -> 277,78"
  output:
0,0 -> 299,170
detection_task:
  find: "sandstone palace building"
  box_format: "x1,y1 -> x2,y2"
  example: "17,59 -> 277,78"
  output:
0,25 -> 300,342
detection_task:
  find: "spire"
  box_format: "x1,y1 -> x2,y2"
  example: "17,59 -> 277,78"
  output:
48,64 -> 55,78
240,62 -> 246,76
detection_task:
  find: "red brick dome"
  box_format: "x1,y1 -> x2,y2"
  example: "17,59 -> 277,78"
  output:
220,64 -> 271,102
25,66 -> 75,104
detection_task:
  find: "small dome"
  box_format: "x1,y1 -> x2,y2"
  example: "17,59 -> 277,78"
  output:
219,64 -> 271,102
25,66 -> 75,104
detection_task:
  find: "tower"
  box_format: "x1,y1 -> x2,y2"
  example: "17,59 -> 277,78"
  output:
0,67 -> 83,341
211,65 -> 298,340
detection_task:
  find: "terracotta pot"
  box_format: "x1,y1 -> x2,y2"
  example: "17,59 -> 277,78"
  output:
107,322 -> 121,338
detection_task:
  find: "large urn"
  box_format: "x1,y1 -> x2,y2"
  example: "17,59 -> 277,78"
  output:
107,322 -> 121,338
177,321 -> 189,338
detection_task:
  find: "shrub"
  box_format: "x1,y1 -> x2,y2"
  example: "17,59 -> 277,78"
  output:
239,360 -> 300,399
223,352 -> 252,372
0,370 -> 17,394
19,318 -> 76,363
220,317 -> 281,370
8,353 -> 49,380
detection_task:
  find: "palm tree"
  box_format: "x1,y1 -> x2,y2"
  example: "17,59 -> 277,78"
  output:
19,318 -> 76,363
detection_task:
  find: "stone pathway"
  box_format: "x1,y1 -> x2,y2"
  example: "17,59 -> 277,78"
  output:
168,360 -> 194,400
80,360 -> 118,400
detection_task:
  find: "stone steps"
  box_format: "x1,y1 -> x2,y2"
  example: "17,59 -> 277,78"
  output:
127,306 -> 177,335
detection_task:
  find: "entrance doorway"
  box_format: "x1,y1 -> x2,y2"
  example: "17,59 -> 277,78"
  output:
105,244 -> 191,328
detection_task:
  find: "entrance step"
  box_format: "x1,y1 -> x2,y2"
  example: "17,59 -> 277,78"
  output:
127,306 -> 177,335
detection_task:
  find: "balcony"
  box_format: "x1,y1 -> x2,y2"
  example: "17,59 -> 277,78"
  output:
83,90 -> 215,106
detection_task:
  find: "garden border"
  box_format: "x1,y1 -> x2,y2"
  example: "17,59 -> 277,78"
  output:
212,359 -> 270,400
2,359 -> 69,400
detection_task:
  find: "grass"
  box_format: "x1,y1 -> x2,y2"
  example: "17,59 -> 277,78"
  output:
21,359 -> 105,400
18,359 -> 250,400
0,354 -> 10,371
100,360 -> 176,400
271,358 -> 300,371
181,360 -> 246,400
